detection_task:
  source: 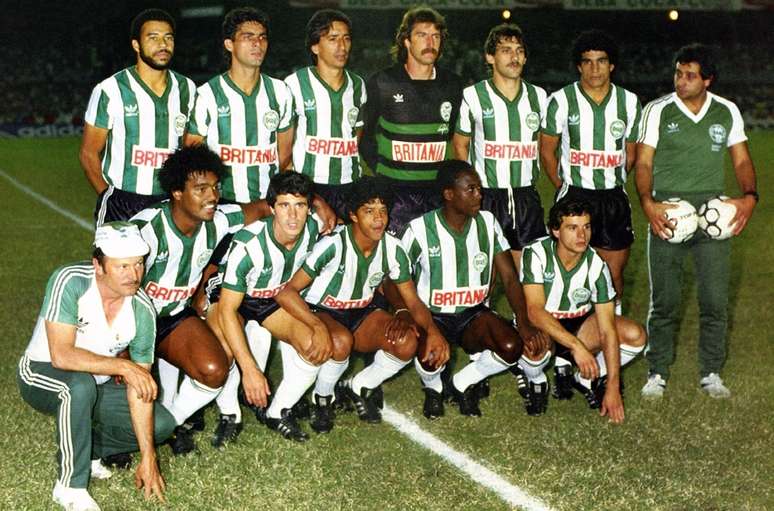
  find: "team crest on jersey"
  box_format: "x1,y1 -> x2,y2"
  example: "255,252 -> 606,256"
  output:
347,107 -> 359,127
263,110 -> 280,130
440,102 -> 452,122
609,119 -> 626,139
472,252 -> 488,272
304,99 -> 316,111
525,112 -> 540,131
543,271 -> 555,282
175,114 -> 186,136
571,287 -> 591,305
482,108 -> 495,119
708,124 -> 726,144
368,271 -> 385,288
667,122 -> 680,134
196,249 -> 214,268
124,104 -> 138,117
428,246 -> 441,258
568,114 -> 580,126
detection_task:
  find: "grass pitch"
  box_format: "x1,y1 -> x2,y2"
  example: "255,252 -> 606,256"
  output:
0,134 -> 772,510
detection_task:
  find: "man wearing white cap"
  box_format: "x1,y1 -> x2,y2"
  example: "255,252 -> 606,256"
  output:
17,222 -> 174,511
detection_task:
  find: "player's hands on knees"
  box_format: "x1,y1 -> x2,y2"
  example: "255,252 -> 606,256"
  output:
191,289 -> 209,319
571,344 -> 599,380
600,386 -> 624,424
644,200 -> 678,241
727,196 -> 756,236
519,322 -> 550,358
384,310 -> 419,345
122,361 -> 158,402
305,324 -> 333,365
242,366 -> 271,408
422,331 -> 450,369
135,456 -> 166,502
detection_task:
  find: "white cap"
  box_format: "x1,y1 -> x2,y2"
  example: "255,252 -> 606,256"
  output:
94,222 -> 149,258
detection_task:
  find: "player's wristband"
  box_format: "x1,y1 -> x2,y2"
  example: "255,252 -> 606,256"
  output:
394,308 -> 409,316
743,190 -> 759,203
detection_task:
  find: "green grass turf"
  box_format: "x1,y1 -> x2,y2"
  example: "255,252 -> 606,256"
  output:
0,134 -> 772,510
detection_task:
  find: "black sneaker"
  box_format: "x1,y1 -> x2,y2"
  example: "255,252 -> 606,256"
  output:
168,424 -> 197,456
450,383 -> 482,417
552,365 -> 575,400
310,394 -> 335,434
525,381 -> 549,416
265,408 -> 309,442
291,396 -> 311,420
473,377 -> 490,401
573,378 -> 601,409
592,375 -> 624,403
211,414 -> 243,448
185,407 -> 206,432
335,380 -> 382,423
101,452 -> 132,469
422,387 -> 444,420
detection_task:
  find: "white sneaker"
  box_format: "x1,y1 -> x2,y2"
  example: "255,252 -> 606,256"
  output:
90,460 -> 112,480
52,481 -> 101,511
641,373 -> 667,399
700,373 -> 731,398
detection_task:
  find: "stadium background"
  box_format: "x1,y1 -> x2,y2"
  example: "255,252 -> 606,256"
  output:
0,2 -> 772,510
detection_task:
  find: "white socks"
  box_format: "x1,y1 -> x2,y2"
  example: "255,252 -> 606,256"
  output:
168,375 -> 221,425
452,350 -> 512,393
620,343 -> 644,367
157,358 -> 180,410
517,352 -> 551,384
266,342 -> 320,419
414,358 -> 444,393
314,358 -> 350,399
351,350 -> 409,395
245,320 -> 272,372
215,362 -> 242,422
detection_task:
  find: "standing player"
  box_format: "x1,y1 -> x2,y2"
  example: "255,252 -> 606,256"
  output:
81,9 -> 196,226
453,23 -> 548,271
635,44 -> 757,399
360,6 -> 463,236
402,160 -> 549,419
131,145 -> 262,454
520,199 -> 646,423
185,7 -> 293,204
540,30 -> 641,394
17,222 -> 173,510
206,172 -> 337,443
285,9 -> 367,219
276,176 -> 450,427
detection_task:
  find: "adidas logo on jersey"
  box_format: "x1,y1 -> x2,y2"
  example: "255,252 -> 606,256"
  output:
304,99 -> 316,111
260,266 -> 273,275
218,105 -> 231,117
428,246 -> 441,257
124,104 -> 138,116
393,94 -> 404,103
337,263 -> 346,274
667,122 -> 680,133
155,251 -> 169,263
77,316 -> 89,333
568,114 -> 580,126
482,108 -> 495,119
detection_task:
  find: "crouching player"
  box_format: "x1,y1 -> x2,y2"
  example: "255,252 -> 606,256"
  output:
276,176 -> 449,428
400,160 -> 549,418
206,172 -> 335,443
520,199 -> 646,423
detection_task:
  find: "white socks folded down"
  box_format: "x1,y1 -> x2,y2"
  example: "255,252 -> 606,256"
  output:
266,342 -> 320,420
518,352 -> 551,383
168,375 -> 221,426
414,350 -> 517,393
351,350 -> 410,395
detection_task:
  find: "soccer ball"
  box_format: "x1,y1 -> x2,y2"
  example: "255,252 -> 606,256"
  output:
662,198 -> 698,243
698,196 -> 736,240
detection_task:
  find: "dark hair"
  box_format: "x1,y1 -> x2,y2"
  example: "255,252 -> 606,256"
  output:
435,159 -> 476,195
306,9 -> 352,65
548,198 -> 593,234
485,23 -> 526,57
158,145 -> 226,195
572,29 -> 618,68
130,9 -> 175,42
266,172 -> 314,207
92,247 -> 106,268
345,176 -> 393,217
674,43 -> 717,84
222,7 -> 270,64
391,6 -> 448,64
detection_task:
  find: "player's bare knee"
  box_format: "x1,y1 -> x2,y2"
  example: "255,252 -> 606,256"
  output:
626,322 -> 647,348
192,358 -> 229,388
330,331 -> 354,361
494,336 -> 522,365
389,333 -> 418,362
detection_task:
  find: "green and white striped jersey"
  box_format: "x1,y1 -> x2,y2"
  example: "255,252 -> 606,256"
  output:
285,67 -> 367,184
131,201 -> 244,317
402,209 -> 509,314
456,79 -> 547,189
542,82 -> 641,190
84,67 -> 196,195
302,225 -> 412,309
520,237 -> 615,318
187,73 -> 293,203
220,214 -> 322,299
24,263 -> 156,375
638,92 -> 746,195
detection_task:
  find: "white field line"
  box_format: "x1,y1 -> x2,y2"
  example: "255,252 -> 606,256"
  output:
5,168 -> 554,511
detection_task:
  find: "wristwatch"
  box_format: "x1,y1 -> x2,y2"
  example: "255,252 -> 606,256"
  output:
743,190 -> 759,203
